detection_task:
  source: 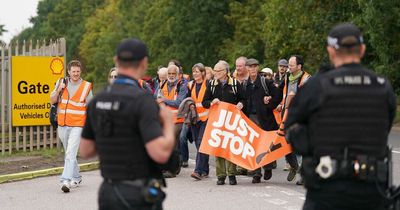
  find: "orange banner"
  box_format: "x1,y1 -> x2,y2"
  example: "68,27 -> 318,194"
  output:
199,102 -> 293,171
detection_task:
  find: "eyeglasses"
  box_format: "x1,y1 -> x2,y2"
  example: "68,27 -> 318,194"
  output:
109,75 -> 117,79
213,68 -> 226,72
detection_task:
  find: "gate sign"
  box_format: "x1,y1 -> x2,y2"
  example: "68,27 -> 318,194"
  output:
199,102 -> 293,170
12,56 -> 64,126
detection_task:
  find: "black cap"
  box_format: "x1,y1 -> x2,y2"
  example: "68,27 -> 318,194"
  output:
116,38 -> 148,62
327,23 -> 363,49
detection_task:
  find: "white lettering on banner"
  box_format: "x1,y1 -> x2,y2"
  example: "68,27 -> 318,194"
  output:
208,109 -> 258,159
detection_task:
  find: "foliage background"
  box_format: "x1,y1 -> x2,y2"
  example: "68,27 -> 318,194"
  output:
5,0 -> 400,93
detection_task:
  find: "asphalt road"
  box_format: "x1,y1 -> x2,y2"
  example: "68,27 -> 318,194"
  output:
0,131 -> 399,210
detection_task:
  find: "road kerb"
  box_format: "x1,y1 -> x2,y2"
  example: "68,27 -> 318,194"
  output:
0,162 -> 99,184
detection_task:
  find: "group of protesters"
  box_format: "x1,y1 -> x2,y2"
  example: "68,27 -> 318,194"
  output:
107,56 -> 311,186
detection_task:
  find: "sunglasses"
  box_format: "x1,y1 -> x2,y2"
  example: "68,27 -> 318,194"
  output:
109,75 -> 117,79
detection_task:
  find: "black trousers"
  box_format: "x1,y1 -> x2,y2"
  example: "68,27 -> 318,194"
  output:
264,152 -> 299,171
303,182 -> 386,210
98,181 -> 164,210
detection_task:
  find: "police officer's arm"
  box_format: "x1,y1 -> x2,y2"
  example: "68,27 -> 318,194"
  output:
202,82 -> 213,109
285,78 -> 322,155
163,83 -> 188,108
139,95 -> 175,164
80,100 -> 97,158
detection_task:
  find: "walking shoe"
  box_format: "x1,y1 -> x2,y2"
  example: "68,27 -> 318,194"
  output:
287,168 -> 297,182
263,170 -> 272,180
70,179 -> 82,188
252,176 -> 261,184
191,172 -> 202,180
182,161 -> 189,168
61,181 -> 71,193
228,176 -> 237,185
296,176 -> 304,185
283,163 -> 291,171
163,171 -> 176,178
217,177 -> 225,185
201,173 -> 209,178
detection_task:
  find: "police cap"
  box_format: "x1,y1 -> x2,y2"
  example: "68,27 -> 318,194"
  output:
327,23 -> 363,49
116,38 -> 148,62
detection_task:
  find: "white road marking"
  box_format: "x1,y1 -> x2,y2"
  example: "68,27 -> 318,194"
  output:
267,198 -> 288,205
299,196 -> 306,201
280,190 -> 302,196
251,192 -> 271,198
392,150 -> 400,154
285,206 -> 301,210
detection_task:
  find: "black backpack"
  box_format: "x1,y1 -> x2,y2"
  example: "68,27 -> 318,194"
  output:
49,78 -> 67,128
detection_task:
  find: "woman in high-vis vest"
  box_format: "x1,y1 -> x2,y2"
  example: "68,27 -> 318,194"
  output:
50,60 -> 93,193
187,63 -> 210,180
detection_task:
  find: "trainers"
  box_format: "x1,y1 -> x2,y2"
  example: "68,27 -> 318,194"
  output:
163,171 -> 176,178
296,176 -> 304,185
182,161 -> 189,168
283,163 -> 291,171
228,176 -> 237,185
70,179 -> 82,188
201,173 -> 209,178
191,172 -> 202,180
252,176 -> 261,184
263,170 -> 272,180
61,181 -> 71,193
287,168 -> 297,182
217,177 -> 225,185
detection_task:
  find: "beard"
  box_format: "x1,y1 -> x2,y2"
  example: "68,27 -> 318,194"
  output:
168,77 -> 177,83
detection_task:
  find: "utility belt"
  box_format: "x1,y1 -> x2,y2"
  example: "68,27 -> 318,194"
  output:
104,178 -> 166,207
312,155 -> 388,183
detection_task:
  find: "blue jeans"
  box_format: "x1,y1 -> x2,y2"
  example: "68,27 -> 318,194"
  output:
191,121 -> 209,175
179,124 -> 189,162
58,126 -> 82,183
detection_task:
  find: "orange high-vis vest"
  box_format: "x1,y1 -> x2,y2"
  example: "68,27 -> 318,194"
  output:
58,80 -> 92,127
189,80 -> 209,122
161,81 -> 184,124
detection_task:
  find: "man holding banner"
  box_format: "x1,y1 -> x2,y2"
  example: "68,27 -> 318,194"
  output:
242,58 -> 282,183
202,60 -> 245,185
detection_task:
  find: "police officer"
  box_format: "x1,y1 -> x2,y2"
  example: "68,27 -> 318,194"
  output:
79,38 -> 176,210
285,23 -> 396,210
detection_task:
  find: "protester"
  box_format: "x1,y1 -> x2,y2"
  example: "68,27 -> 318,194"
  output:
274,55 -> 311,184
108,67 -> 117,84
156,64 -> 187,178
80,38 -> 175,209
274,59 -> 289,88
205,66 -> 214,80
50,60 -> 93,193
202,60 -> 245,185
185,63 -> 210,180
242,58 -> 282,183
234,56 -> 248,83
260,67 -> 273,80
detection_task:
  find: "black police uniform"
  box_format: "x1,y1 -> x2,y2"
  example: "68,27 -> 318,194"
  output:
82,75 -> 166,210
285,63 -> 396,210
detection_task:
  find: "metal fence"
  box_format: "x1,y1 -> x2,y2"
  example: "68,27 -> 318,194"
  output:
0,38 -> 66,155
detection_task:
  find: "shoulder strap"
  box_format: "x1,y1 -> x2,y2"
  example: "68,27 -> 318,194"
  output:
232,78 -> 237,95
260,76 -> 270,96
210,79 -> 217,95
160,80 -> 167,89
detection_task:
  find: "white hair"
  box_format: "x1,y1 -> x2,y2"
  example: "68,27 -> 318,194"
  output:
158,67 -> 168,76
167,64 -> 179,74
216,60 -> 230,72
